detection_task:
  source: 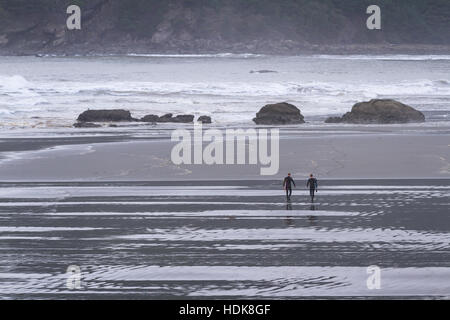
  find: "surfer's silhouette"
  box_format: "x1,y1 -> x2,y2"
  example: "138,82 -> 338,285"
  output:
307,174 -> 318,202
283,173 -> 296,201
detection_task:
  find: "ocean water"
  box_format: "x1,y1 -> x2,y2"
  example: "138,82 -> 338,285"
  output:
0,54 -> 450,129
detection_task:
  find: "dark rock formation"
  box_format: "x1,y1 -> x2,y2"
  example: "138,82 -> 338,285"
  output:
197,115 -> 212,124
73,122 -> 102,128
253,102 -> 305,125
140,114 -> 159,122
77,109 -> 135,122
140,113 -> 194,123
157,113 -> 174,123
325,99 -> 425,124
172,115 -> 194,123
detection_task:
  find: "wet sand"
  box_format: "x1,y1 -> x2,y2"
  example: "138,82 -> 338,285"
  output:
0,128 -> 448,181
0,179 -> 449,299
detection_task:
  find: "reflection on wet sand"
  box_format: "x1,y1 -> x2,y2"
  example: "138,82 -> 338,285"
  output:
0,179 -> 449,299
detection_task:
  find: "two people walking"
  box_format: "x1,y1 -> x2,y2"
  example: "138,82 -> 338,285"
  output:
283,173 -> 318,202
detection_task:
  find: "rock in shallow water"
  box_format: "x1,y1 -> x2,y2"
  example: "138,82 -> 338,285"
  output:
253,102 -> 305,125
250,70 -> 278,74
325,99 -> 425,124
197,115 -> 212,124
172,115 -> 195,123
157,113 -> 174,123
140,113 -> 194,123
140,114 -> 159,122
77,109 -> 136,122
73,122 -> 102,128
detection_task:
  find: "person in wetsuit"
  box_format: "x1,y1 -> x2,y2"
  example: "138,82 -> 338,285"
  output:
283,173 -> 296,200
307,174 -> 318,202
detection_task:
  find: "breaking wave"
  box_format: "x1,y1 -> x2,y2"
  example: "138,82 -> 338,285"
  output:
125,53 -> 265,58
1,52 -> 449,128
312,54 -> 450,61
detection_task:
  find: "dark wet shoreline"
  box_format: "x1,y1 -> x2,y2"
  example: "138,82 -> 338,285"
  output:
1,179 -> 449,299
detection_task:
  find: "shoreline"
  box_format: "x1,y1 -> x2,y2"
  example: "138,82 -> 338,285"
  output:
0,129 -> 448,182
2,44 -> 450,57
1,178 -> 450,185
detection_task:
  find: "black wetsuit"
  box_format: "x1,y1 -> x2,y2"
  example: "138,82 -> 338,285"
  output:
283,176 -> 296,200
307,177 -> 318,201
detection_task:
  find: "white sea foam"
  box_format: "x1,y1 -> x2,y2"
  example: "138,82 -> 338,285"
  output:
0,185 -> 447,199
26,79 -> 449,99
2,266 -> 449,297
125,53 -> 265,58
1,77 -> 447,125
0,226 -> 106,232
0,75 -> 31,92
0,209 -> 360,217
77,265 -> 450,296
1,76 -> 448,125
113,226 -> 450,248
312,54 -> 450,61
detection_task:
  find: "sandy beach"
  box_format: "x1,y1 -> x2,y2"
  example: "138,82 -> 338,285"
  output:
0,123 -> 449,181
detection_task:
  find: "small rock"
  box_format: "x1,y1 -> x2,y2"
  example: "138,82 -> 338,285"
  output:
250,70 -> 278,74
197,115 -> 212,124
155,114 -> 194,123
73,122 -> 102,128
172,114 -> 194,123
157,113 -> 174,123
141,114 -> 159,122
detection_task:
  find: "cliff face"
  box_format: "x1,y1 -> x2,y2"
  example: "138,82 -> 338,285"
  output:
0,0 -> 449,55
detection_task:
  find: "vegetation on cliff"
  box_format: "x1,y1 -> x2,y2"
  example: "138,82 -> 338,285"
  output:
0,0 -> 449,53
